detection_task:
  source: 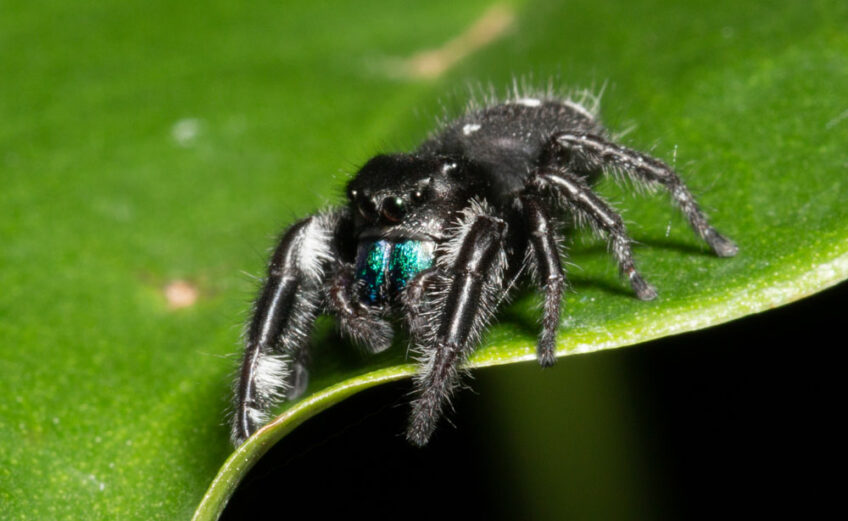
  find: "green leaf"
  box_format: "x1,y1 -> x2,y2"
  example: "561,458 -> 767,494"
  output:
1,0 -> 846,520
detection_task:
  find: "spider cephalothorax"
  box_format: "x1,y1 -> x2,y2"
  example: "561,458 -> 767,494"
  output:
232,92 -> 737,447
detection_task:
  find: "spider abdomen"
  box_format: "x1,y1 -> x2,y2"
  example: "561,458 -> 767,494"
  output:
355,239 -> 435,304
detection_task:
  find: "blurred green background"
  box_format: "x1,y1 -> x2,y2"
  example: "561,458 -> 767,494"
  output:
2,0 -> 846,519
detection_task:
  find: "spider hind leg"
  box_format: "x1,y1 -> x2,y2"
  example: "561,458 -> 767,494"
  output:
554,132 -> 738,257
520,193 -> 566,367
530,168 -> 658,302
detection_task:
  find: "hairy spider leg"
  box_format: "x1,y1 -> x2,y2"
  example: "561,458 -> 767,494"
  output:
399,268 -> 438,340
555,132 -> 739,257
532,168 -> 658,301
232,211 -> 341,446
406,210 -> 507,446
326,262 -> 394,353
519,193 -> 566,367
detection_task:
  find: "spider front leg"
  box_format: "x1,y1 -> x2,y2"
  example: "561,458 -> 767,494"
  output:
554,132 -> 738,257
231,210 -> 346,446
530,168 -> 659,301
406,203 -> 507,446
400,268 -> 438,340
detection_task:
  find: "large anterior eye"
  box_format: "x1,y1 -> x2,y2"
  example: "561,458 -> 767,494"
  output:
380,196 -> 405,223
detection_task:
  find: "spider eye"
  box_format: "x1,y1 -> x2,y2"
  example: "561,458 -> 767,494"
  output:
357,198 -> 377,220
348,188 -> 358,200
411,189 -> 425,203
440,162 -> 458,174
380,196 -> 405,223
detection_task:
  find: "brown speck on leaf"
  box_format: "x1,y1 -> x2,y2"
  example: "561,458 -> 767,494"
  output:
164,280 -> 198,309
396,4 -> 515,79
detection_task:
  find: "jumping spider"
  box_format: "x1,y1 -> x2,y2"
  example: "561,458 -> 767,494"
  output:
232,92 -> 738,447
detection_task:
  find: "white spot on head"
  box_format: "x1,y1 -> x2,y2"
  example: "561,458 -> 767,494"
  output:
516,98 -> 541,107
462,123 -> 481,135
171,118 -> 202,147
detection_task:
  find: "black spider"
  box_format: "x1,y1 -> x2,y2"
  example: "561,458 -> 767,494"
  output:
231,92 -> 738,447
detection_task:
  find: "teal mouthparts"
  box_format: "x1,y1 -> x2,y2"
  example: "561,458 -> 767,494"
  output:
355,239 -> 435,304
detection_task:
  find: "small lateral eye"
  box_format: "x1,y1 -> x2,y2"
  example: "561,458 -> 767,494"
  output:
440,162 -> 458,174
358,198 -> 377,220
411,189 -> 425,203
348,188 -> 358,200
